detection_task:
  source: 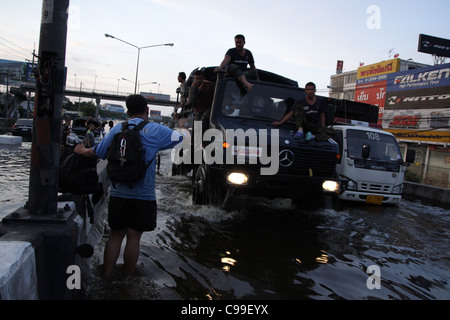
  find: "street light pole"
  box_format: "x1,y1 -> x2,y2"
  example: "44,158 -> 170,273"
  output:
105,33 -> 174,94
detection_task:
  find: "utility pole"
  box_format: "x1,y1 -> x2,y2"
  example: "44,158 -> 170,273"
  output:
28,0 -> 69,215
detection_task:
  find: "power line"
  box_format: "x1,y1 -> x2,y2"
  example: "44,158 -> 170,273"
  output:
0,36 -> 32,55
0,47 -> 28,61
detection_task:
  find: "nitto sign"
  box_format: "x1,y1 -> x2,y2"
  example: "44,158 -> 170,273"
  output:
388,93 -> 450,105
418,34 -> 450,58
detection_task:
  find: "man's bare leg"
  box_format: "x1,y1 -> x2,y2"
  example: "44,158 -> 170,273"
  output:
122,228 -> 144,277
103,229 -> 126,278
239,75 -> 253,91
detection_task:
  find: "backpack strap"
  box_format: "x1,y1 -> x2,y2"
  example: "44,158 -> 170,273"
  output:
120,121 -> 129,131
132,119 -> 149,131
135,120 -> 153,169
129,119 -> 153,171
121,119 -> 149,131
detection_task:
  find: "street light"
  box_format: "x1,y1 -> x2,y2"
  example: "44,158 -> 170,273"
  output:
122,77 -> 134,84
138,81 -> 157,93
105,33 -> 174,94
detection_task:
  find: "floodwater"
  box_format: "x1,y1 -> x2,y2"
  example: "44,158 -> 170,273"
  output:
1,142 -> 449,300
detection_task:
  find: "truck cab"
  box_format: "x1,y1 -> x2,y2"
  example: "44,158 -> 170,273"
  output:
174,67 -> 340,209
333,122 -> 415,204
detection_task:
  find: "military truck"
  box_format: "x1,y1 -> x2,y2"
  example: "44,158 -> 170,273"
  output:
172,67 -> 340,209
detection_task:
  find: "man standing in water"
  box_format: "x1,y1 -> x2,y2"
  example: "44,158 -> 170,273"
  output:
74,94 -> 185,279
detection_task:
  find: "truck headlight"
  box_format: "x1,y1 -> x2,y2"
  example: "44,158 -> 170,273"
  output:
347,180 -> 357,190
392,183 -> 403,194
227,172 -> 249,185
322,180 -> 339,192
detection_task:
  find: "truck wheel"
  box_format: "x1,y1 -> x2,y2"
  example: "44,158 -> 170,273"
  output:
172,163 -> 180,176
192,165 -> 208,205
208,173 -> 225,208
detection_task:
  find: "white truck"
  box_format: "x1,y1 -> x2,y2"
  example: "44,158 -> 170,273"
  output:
332,120 -> 415,205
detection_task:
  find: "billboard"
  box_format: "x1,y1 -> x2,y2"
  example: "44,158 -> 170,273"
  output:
418,34 -> 450,58
336,60 -> 343,74
0,60 -> 36,85
356,58 -> 400,81
140,92 -> 170,101
383,63 -> 450,144
355,59 -> 401,123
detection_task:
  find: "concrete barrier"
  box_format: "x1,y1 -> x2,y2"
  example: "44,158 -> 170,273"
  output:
403,181 -> 450,207
0,160 -> 110,300
0,241 -> 38,300
0,135 -> 22,146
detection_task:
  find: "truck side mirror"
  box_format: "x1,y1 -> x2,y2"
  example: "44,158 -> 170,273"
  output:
362,144 -> 370,158
405,149 -> 415,163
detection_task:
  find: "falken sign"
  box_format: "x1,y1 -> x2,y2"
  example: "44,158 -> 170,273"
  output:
383,63 -> 450,144
390,66 -> 450,92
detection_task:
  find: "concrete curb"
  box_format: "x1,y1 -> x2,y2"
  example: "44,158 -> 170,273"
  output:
0,241 -> 38,300
403,181 -> 450,207
0,160 -> 110,300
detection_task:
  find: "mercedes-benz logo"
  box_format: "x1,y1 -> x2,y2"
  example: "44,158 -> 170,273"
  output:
279,149 -> 294,167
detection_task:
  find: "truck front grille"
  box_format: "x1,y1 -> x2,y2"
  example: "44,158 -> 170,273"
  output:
277,147 -> 337,177
360,182 -> 391,192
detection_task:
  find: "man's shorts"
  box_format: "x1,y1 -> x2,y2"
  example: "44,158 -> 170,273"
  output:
108,196 -> 157,232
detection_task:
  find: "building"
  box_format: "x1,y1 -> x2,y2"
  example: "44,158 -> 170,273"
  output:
0,59 -> 37,88
329,59 -> 429,114
329,59 -> 450,189
101,103 -> 125,113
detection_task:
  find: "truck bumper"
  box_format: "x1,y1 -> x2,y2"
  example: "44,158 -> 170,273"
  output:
339,190 -> 402,204
210,166 -> 338,199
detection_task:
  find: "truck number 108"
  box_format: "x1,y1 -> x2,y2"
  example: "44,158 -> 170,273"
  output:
365,132 -> 380,141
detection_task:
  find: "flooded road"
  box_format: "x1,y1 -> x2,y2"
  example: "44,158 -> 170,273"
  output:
1,143 -> 449,299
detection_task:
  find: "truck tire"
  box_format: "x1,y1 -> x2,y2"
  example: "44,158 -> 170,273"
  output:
208,172 -> 225,208
192,164 -> 208,205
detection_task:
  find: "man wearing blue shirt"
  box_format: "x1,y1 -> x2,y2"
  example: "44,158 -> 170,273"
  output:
74,94 -> 184,279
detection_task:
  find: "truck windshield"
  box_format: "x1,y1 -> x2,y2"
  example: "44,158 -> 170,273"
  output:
347,129 -> 402,161
221,80 -> 304,122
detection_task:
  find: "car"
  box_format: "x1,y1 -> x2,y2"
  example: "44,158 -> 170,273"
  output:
66,117 -> 103,146
11,118 -> 33,137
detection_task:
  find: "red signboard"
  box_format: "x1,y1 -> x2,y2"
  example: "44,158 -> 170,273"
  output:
336,60 -> 343,74
354,80 -> 387,124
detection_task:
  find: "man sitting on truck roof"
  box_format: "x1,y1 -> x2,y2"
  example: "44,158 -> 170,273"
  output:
216,34 -> 259,93
272,82 -> 326,138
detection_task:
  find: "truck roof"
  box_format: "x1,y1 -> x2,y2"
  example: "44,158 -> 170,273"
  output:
192,66 -> 299,87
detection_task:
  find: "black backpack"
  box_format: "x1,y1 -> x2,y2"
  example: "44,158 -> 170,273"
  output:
106,120 -> 152,185
59,146 -> 99,195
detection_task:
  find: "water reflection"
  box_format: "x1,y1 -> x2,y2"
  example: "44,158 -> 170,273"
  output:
221,251 -> 237,272
1,147 -> 449,300
0,142 -> 31,219
315,251 -> 329,264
